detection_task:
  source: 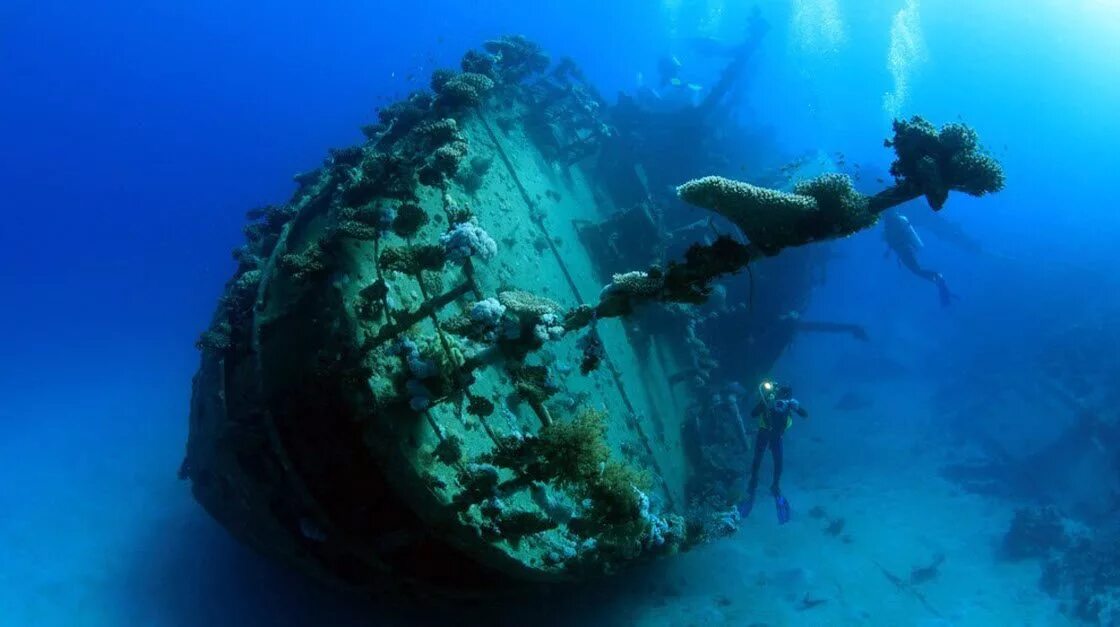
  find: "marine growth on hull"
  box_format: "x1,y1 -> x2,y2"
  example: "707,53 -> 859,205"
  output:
182,36 -> 1003,594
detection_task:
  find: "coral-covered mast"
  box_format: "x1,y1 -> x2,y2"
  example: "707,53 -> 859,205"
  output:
564,116 -> 1005,330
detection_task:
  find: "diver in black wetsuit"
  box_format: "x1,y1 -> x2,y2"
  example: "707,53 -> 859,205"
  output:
884,211 -> 956,306
739,380 -> 808,524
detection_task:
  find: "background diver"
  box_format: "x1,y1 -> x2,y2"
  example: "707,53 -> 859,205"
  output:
738,379 -> 808,524
883,211 -> 957,306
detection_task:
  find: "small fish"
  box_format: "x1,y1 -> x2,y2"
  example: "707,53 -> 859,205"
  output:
824,517 -> 846,536
909,553 -> 946,586
798,593 -> 828,610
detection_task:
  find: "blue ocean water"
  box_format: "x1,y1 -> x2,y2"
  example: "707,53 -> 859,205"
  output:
2,1 -> 1118,625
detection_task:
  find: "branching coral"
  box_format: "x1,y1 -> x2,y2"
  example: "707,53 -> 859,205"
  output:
379,243 -> 446,274
413,118 -> 460,147
195,322 -> 232,354
793,172 -> 877,234
339,204 -> 395,233
456,463 -> 501,506
490,290 -> 565,351
677,176 -> 820,254
675,118 -> 1002,257
601,270 -> 665,300
391,202 -> 430,237
418,141 -> 469,187
279,239 -> 333,282
328,146 -> 364,168
460,49 -> 497,77
429,68 -> 457,93
546,119 -> 1005,335
343,152 -> 416,205
498,290 -> 561,317
364,91 -> 434,144
242,204 -> 297,259
593,240 -> 750,320
434,72 -> 495,110
446,203 -> 474,225
483,35 -> 550,82
512,364 -> 560,406
466,393 -> 495,418
244,204 -> 296,236
220,269 -> 261,314
231,244 -> 261,272
886,116 -> 1005,209
456,154 -> 493,194
332,220 -> 381,241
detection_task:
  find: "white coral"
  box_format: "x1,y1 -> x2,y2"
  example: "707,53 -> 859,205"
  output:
470,297 -> 506,324
440,218 -> 497,261
533,312 -> 565,342
601,270 -> 663,299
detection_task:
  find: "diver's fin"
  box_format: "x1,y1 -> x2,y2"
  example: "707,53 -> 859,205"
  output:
737,495 -> 755,518
775,495 -> 791,524
935,277 -> 956,307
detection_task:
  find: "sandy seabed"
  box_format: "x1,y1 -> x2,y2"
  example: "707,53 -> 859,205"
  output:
0,360 -> 1068,627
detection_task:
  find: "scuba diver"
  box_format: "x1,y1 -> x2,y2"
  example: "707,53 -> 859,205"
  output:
739,379 -> 808,524
883,211 -> 956,306
634,55 -> 704,113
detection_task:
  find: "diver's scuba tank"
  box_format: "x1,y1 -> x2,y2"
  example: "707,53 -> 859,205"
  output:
903,216 -> 924,249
